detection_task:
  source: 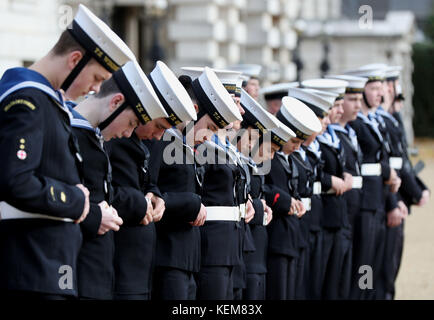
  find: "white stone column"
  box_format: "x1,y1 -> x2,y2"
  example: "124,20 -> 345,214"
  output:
167,0 -> 246,72
242,0 -> 299,84
0,0 -> 62,75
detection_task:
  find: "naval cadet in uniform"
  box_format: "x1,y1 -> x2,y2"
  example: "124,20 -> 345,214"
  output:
389,82 -> 430,299
374,65 -> 411,299
286,86 -> 334,299
296,80 -> 354,300
0,4 -> 133,299
344,65 -> 401,299
145,61 -> 200,300
150,65 -> 242,300
181,67 -> 245,300
302,110 -> 328,300
264,97 -> 321,300
237,89 -> 286,300
181,66 -> 256,301
70,60 -> 168,299
104,62 -> 175,300
324,74 -> 368,297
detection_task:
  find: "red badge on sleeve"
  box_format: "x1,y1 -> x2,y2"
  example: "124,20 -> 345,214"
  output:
17,150 -> 27,160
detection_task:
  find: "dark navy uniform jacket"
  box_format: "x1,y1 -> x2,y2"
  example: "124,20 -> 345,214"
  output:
105,133 -> 157,294
317,127 -> 349,229
0,68 -> 85,296
197,140 -> 243,267
332,124 -> 364,227
350,113 -> 391,213
264,152 -> 299,258
234,153 -> 256,289
375,108 -> 399,212
149,130 -> 201,273
305,141 -> 324,232
392,112 -> 427,208
70,107 -> 115,299
291,149 -> 316,247
244,162 -> 268,274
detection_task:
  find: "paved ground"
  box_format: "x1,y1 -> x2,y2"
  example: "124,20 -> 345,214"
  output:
395,139 -> 434,300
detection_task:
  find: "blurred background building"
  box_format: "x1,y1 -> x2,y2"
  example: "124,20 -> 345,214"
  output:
1,0 -> 434,143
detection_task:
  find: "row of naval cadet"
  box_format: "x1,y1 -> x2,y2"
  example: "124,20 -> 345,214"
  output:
0,4 -> 429,300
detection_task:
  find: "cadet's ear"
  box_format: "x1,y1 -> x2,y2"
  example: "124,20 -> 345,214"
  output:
67,51 -> 84,71
109,93 -> 125,112
194,103 -> 199,113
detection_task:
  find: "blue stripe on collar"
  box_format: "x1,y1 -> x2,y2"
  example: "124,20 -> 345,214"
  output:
70,106 -> 95,132
329,123 -> 347,134
308,139 -> 322,159
375,107 -> 399,126
317,125 -> 340,149
0,67 -> 64,105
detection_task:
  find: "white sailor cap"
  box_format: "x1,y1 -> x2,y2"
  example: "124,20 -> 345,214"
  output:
269,118 -> 296,147
149,61 -> 196,126
395,83 -> 405,100
287,87 -> 334,119
68,4 -> 136,73
239,74 -> 250,83
261,82 -> 299,101
189,67 -> 242,128
229,64 -> 262,79
301,78 -> 348,100
181,67 -> 243,97
325,74 -> 367,94
303,88 -> 340,105
240,89 -> 279,136
344,63 -> 387,82
384,66 -> 402,81
112,60 -> 168,124
276,96 -> 322,140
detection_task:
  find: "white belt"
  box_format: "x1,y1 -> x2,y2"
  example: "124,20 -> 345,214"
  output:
352,176 -> 363,189
325,188 -> 336,195
389,157 -> 403,170
0,201 -> 74,222
326,176 -> 363,194
361,163 -> 382,176
205,206 -> 241,222
239,203 -> 246,219
263,212 -> 268,226
301,197 -> 311,211
313,181 -> 322,195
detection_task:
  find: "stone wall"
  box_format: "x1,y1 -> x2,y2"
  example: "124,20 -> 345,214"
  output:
0,0 -> 62,75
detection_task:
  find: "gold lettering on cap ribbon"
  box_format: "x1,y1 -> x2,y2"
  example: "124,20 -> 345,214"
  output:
94,47 -> 119,72
136,103 -> 144,113
272,134 -> 285,147
169,113 -> 181,125
104,56 -> 119,72
255,121 -> 266,134
141,114 -> 151,123
94,47 -> 103,58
